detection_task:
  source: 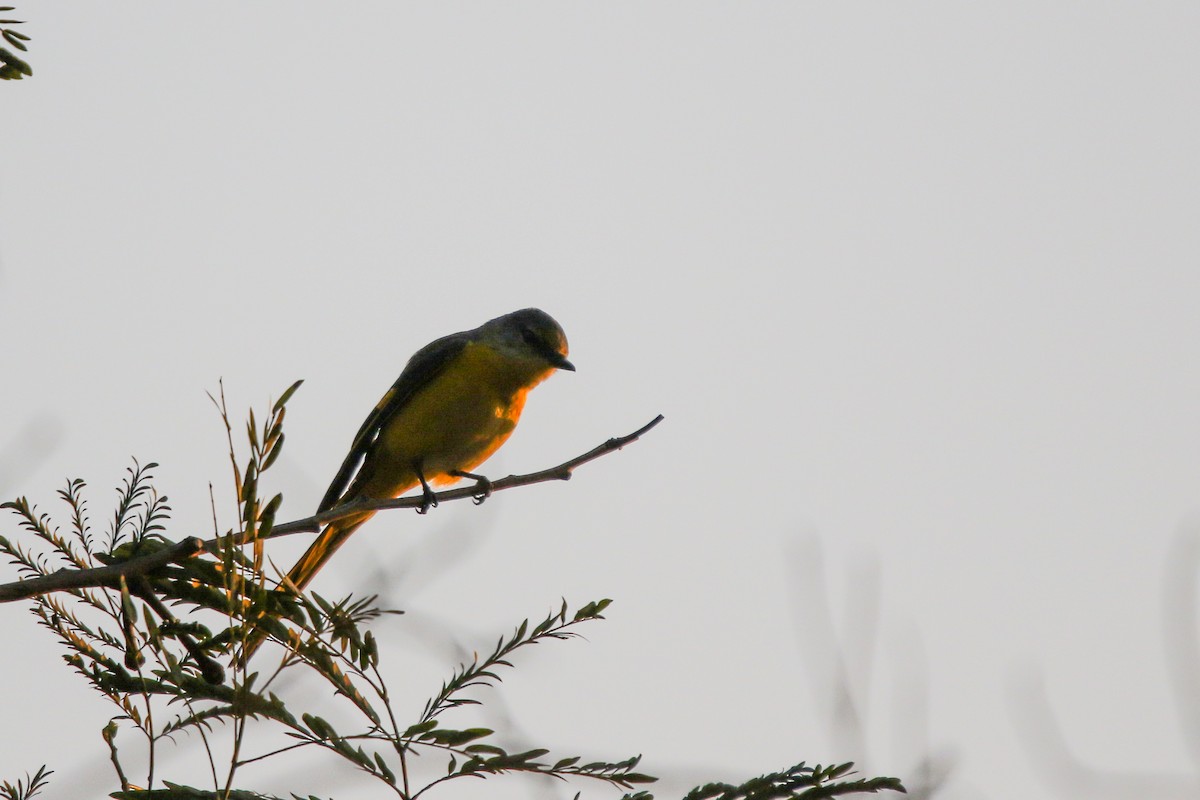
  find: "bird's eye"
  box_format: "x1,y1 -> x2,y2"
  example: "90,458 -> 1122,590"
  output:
521,328 -> 541,348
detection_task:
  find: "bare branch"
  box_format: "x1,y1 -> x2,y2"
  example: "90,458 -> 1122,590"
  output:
239,413 -> 665,545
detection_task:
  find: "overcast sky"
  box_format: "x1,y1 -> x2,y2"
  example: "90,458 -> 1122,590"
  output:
3,4 -> 1200,799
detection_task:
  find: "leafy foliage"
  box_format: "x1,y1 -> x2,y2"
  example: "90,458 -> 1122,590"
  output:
681,762 -> 904,799
0,6 -> 31,80
0,382 -> 906,799
0,766 -> 52,800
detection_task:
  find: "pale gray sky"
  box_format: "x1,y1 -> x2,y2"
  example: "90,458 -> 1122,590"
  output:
3,3 -> 1200,799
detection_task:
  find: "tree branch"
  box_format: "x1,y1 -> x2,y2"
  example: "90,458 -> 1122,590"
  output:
0,415 -> 664,603
0,537 -> 205,603
237,413 -> 665,545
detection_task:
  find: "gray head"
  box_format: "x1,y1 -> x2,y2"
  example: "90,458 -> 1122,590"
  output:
481,308 -> 574,371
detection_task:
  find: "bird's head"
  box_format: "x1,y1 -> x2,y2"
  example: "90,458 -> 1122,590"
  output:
485,308 -> 574,372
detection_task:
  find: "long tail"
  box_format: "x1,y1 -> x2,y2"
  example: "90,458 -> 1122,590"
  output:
238,510 -> 374,664
284,510 -> 374,592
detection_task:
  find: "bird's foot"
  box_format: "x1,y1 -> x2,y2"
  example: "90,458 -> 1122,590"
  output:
451,469 -> 493,505
416,469 -> 438,514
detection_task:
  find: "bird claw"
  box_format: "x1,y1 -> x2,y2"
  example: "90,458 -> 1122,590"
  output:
451,470 -> 493,505
417,489 -> 438,514
470,479 -> 493,505
416,468 -> 438,514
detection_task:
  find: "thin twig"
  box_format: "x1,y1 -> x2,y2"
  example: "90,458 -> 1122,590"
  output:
222,413 -> 666,547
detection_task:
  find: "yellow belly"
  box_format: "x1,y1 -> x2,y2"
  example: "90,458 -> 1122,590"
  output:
352,341 -> 553,501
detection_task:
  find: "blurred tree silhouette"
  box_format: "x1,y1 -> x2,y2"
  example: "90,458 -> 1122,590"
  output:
1009,528 -> 1200,799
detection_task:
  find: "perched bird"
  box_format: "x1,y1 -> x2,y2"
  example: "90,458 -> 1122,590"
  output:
240,308 -> 572,661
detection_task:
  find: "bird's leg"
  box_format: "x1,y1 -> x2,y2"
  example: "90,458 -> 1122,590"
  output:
450,469 -> 493,505
415,464 -> 438,514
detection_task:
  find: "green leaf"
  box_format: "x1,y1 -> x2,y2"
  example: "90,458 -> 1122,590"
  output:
573,598 -> 613,621
463,743 -> 506,755
2,29 -> 27,51
301,714 -> 333,740
261,432 -> 286,470
372,753 -> 395,785
258,494 -> 282,535
246,409 -> 259,451
240,461 -> 257,517
402,720 -> 438,738
421,727 -> 493,747
272,379 -> 304,413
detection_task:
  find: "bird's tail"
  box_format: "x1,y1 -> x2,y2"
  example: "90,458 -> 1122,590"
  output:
237,510 -> 374,665
284,510 -> 373,592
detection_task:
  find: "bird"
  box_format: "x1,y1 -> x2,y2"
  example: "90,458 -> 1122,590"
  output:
240,308 -> 573,662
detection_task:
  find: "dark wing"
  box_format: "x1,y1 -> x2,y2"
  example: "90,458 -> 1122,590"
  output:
316,331 -> 472,513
